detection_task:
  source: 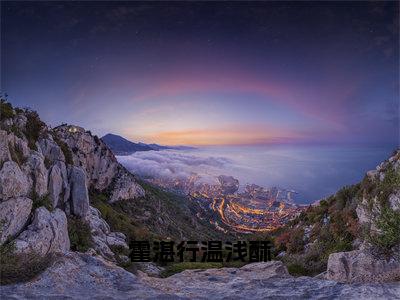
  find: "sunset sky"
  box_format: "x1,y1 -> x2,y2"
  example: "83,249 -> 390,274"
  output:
2,1 -> 399,146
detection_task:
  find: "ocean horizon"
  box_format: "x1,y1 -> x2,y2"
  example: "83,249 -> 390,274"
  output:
117,144 -> 395,204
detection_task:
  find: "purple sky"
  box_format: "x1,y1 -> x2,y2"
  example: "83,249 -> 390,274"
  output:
2,1 -> 399,147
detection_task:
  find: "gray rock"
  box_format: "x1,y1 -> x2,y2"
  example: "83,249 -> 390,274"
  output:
69,166 -> 89,217
389,191 -> 400,211
14,207 -> 70,255
109,171 -> 145,203
106,232 -> 128,248
13,113 -> 27,129
0,252 -> 164,299
85,206 -> 128,261
13,135 -> 30,158
136,262 -> 165,277
38,137 -> 65,164
0,161 -> 30,200
0,130 -> 11,166
22,152 -> 48,197
54,125 -> 119,191
48,161 -> 70,209
0,197 -> 32,243
327,249 -> 400,283
1,255 -> 399,299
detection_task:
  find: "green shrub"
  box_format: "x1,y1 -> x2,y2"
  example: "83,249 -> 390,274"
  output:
9,124 -> 24,139
287,263 -> 309,276
44,157 -> 52,169
52,134 -> 73,165
161,262 -> 223,278
25,110 -> 45,150
377,166 -> 400,205
109,244 -> 130,257
0,99 -> 14,120
67,217 -> 93,252
8,142 -> 27,166
31,191 -> 53,211
369,205 -> 400,252
90,191 -> 155,243
286,228 -> 305,254
0,242 -> 54,285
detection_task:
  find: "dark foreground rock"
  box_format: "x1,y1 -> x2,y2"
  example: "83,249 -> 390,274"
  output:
1,253 -> 399,300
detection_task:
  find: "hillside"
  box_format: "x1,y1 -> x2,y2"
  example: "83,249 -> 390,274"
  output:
101,133 -> 153,154
273,150 -> 400,281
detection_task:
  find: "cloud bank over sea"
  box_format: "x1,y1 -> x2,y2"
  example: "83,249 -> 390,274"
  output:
116,146 -> 390,204
117,149 -> 236,184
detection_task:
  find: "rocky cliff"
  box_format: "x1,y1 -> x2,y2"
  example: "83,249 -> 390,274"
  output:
0,103 -> 144,262
0,100 -> 230,268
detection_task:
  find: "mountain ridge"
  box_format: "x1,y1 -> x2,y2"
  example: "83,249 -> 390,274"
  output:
101,133 -> 194,155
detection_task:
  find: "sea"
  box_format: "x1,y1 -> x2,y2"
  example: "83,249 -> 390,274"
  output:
117,144 -> 395,204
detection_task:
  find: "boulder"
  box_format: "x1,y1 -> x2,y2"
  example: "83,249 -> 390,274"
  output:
0,161 -> 30,200
15,207 -> 70,255
48,161 -> 70,209
38,137 -> 65,164
22,152 -> 48,197
327,249 -> 400,283
69,166 -> 89,217
0,197 -> 32,243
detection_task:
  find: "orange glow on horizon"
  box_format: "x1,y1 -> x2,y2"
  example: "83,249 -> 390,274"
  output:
129,126 -> 302,146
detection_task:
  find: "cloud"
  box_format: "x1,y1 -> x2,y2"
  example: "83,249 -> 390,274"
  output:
117,150 -> 234,183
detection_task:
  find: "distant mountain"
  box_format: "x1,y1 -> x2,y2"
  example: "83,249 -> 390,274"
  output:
101,133 -> 194,155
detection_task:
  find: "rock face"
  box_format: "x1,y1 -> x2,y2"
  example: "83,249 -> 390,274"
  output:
0,108 -> 145,263
54,125 -> 119,191
52,125 -> 145,202
14,207 -> 70,255
69,166 -> 90,217
38,136 -> 65,164
0,197 -> 32,243
22,152 -> 48,197
0,161 -> 30,200
1,254 -> 400,300
48,161 -> 70,209
327,249 -> 400,283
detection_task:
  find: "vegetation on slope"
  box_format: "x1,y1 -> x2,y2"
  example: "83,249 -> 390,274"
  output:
274,151 -> 400,276
91,180 -> 236,244
67,217 -> 93,252
0,242 -> 54,285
